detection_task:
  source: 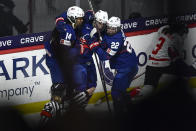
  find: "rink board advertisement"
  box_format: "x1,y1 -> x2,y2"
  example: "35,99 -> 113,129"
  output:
0,12 -> 196,113
0,50 -> 51,106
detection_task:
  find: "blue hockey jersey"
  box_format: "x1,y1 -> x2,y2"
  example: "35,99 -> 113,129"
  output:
76,11 -> 95,64
55,11 -> 77,46
95,30 -> 138,69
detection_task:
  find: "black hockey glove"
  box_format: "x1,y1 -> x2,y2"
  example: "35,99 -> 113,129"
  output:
71,91 -> 91,108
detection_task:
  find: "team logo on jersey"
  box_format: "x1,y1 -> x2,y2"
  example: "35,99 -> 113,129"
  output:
101,61 -> 114,86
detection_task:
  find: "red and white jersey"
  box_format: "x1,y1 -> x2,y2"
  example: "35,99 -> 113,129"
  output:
148,25 -> 184,67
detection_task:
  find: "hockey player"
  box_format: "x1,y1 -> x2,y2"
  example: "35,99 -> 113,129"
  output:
77,10 -> 109,94
53,6 -> 96,108
90,10 -> 108,40
40,29 -> 71,126
55,8 -> 101,98
40,6 -> 91,125
73,10 -> 109,102
76,10 -> 97,97
88,16 -> 138,113
134,22 -> 196,100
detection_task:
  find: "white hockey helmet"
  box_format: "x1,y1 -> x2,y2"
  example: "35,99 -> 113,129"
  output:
67,6 -> 84,23
95,10 -> 108,24
107,16 -> 121,35
107,16 -> 121,28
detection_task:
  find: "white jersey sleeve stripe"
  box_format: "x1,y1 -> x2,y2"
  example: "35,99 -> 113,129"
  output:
106,48 -> 117,56
60,39 -> 71,46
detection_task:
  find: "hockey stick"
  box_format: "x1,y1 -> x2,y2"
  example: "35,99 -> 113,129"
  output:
133,71 -> 145,80
87,0 -> 112,113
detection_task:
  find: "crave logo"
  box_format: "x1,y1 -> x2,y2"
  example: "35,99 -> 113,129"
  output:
20,35 -> 44,44
0,40 -> 13,48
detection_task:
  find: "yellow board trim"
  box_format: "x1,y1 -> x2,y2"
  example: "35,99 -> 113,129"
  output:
13,100 -> 49,114
11,78 -> 196,115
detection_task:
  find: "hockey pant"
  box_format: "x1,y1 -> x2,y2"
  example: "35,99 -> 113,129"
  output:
111,66 -> 138,113
142,60 -> 196,97
45,54 -> 64,83
72,64 -> 92,108
80,61 -> 97,89
144,60 -> 196,88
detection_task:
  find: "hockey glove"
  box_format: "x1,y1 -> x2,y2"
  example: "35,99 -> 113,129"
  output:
80,37 -> 87,44
89,42 -> 100,51
71,91 -> 91,108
